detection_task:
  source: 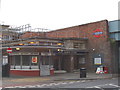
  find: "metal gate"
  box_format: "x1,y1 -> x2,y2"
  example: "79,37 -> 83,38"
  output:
40,55 -> 51,76
40,65 -> 50,76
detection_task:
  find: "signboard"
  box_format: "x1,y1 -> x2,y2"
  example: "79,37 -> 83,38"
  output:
32,56 -> 38,63
7,48 -> 12,53
10,52 -> 39,55
94,58 -> 102,65
41,52 -> 55,56
2,56 -> 8,65
93,29 -> 103,38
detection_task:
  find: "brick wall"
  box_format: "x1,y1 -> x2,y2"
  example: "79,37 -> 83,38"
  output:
19,32 -> 45,39
46,20 -> 112,73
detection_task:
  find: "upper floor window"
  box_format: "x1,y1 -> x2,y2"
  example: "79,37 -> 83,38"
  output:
74,42 -> 86,49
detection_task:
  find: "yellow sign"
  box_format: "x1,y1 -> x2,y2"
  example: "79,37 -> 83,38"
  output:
32,56 -> 38,63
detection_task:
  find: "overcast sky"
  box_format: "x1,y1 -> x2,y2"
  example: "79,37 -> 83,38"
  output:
0,0 -> 119,30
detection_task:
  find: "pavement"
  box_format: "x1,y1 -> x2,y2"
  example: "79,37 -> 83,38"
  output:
1,71 -> 115,88
2,71 -> 116,88
2,71 -> 114,82
52,72 -> 113,81
2,72 -> 119,88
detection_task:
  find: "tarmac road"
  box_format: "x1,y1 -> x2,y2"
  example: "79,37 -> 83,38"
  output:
33,78 -> 119,89
2,78 -> 119,90
1,72 -> 118,90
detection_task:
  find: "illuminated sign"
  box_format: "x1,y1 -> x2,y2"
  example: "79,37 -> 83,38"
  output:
93,29 -> 103,38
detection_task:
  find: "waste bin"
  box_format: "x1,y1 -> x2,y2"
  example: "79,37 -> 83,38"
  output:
80,68 -> 86,78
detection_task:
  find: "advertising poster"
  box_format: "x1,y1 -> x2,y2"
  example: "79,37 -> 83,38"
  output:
32,56 -> 38,63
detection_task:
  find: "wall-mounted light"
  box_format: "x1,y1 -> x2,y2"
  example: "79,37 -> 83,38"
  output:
29,41 -> 35,44
57,49 -> 61,51
19,43 -> 24,45
16,48 -> 20,50
57,43 -> 62,45
92,48 -> 95,51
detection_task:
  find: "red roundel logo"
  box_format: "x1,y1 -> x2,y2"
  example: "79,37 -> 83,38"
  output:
93,29 -> 103,38
7,48 -> 12,53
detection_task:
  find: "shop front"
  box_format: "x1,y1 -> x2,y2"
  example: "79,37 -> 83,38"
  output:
9,52 -> 40,76
8,51 -> 55,76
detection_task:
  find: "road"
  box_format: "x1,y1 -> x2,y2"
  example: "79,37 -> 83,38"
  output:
2,78 -> 119,90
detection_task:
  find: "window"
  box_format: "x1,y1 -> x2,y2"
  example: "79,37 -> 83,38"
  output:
22,55 -> 30,66
74,42 -> 86,49
15,56 -> 21,65
79,57 -> 86,64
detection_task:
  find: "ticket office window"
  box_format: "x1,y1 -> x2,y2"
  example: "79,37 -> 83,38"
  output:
22,55 -> 30,66
15,56 -> 21,65
11,55 -> 39,69
10,56 -> 21,69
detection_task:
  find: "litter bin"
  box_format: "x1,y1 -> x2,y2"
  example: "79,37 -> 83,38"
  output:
80,68 -> 86,78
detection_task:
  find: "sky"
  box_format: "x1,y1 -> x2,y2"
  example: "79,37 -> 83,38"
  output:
0,0 -> 119,30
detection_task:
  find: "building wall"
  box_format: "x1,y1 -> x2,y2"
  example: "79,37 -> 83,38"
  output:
19,32 -> 46,39
109,20 -> 120,41
109,20 -> 120,74
46,20 -> 112,73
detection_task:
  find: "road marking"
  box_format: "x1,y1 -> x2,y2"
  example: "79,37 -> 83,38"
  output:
81,80 -> 85,82
4,86 -> 15,88
14,86 -> 23,88
4,80 -> 90,88
61,82 -> 68,84
40,84 -> 47,87
86,83 -> 119,88
49,83 -> 57,86
35,85 -> 43,87
76,81 -> 80,83
69,81 -> 75,84
109,84 -> 119,87
93,86 -> 101,88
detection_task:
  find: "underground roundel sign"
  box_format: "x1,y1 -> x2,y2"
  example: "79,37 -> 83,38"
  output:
93,29 -> 103,38
7,48 -> 12,53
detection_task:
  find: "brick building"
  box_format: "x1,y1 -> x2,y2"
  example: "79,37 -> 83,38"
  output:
46,20 -> 112,73
2,20 -> 113,77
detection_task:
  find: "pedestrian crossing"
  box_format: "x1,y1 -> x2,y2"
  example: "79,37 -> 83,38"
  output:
3,80 -> 90,88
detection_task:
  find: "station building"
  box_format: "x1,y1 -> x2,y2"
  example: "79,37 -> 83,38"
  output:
1,20 -> 115,76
